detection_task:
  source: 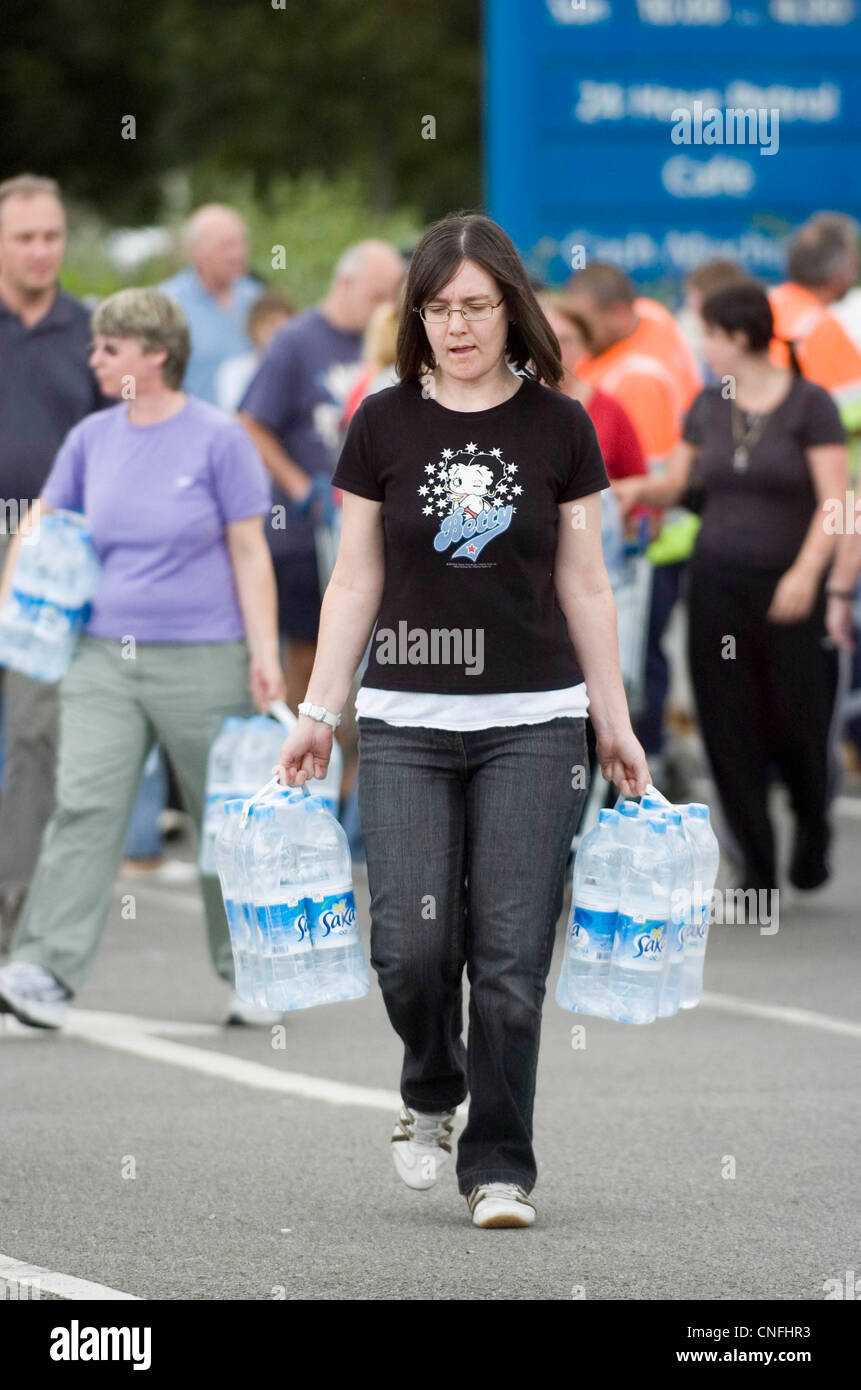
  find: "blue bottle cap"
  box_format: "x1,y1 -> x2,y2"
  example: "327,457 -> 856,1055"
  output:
641,796 -> 665,812
598,809 -> 620,825
662,809 -> 682,825
618,800 -> 639,817
686,803 -> 709,819
645,817 -> 667,834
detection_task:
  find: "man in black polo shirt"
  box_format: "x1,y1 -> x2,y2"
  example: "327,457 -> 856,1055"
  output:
0,174 -> 104,947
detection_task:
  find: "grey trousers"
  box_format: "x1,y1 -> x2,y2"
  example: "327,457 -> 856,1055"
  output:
0,530 -> 60,894
11,633 -> 254,993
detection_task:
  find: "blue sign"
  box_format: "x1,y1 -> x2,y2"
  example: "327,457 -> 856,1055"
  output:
484,0 -> 861,284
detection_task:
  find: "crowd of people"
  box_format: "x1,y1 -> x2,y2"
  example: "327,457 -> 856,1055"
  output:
1,172 -> 860,1044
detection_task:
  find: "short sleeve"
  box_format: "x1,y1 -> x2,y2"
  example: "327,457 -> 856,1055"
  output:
209,422 -> 271,525
557,401 -> 611,503
682,389 -> 710,447
41,421 -> 87,513
237,326 -> 299,437
330,402 -> 383,501
800,382 -> 846,448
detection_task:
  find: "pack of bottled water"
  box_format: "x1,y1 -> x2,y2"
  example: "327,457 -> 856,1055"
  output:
556,785 -> 720,1024
215,775 -> 370,1011
0,510 -> 101,682
199,701 -> 343,872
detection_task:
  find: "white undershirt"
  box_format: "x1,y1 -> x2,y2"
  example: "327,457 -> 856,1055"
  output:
355,683 -> 590,731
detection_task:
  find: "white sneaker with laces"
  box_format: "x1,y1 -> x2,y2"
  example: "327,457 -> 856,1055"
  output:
0,961 -> 71,1029
224,991 -> 283,1026
391,1103 -> 456,1190
467,1182 -> 536,1228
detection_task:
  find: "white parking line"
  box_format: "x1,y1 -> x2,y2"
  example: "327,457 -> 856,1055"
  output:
62,1008 -> 412,1112
0,1252 -> 139,1300
700,992 -> 861,1040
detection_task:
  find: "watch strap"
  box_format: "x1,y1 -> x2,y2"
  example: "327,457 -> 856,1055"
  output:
298,700 -> 341,728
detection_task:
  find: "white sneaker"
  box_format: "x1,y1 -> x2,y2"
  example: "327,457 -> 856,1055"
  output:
0,961 -> 71,1029
224,991 -> 283,1026
467,1182 -> 536,1228
391,1103 -> 456,1190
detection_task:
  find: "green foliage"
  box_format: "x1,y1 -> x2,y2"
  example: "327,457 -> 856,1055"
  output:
187,169 -> 423,306
1,0 -> 481,226
59,171 -> 424,305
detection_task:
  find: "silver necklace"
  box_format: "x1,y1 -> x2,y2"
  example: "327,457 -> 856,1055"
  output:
730,402 -> 771,474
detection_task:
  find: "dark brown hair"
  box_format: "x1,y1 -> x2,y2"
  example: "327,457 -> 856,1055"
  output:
703,280 -> 806,375
395,213 -> 563,388
701,281 -> 803,375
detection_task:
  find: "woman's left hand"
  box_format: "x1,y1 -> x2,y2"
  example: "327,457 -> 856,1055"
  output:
594,726 -> 651,800
767,564 -> 819,624
249,650 -> 286,711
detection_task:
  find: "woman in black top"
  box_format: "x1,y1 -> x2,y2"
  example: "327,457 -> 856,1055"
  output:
276,214 -> 649,1229
615,282 -> 848,894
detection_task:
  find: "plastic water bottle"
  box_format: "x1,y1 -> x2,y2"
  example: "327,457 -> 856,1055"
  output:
246,794 -> 317,1011
233,715 -> 286,795
679,803 -> 720,1009
0,511 -> 99,681
215,778 -> 371,1010
200,718 -> 247,872
658,809 -> 694,1018
300,793 -> 370,1004
607,817 -> 674,1024
214,798 -> 261,1003
556,809 -> 621,1017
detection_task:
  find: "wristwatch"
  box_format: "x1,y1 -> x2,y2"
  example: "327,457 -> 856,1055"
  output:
298,700 -> 342,729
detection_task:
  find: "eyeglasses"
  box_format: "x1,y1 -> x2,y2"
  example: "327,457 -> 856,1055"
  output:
415,298 -> 504,324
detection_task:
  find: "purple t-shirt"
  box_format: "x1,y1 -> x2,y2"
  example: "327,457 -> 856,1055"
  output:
41,397 -> 270,642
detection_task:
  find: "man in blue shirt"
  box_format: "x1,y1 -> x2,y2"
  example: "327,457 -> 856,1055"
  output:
161,204 -> 263,405
0,174 -> 104,948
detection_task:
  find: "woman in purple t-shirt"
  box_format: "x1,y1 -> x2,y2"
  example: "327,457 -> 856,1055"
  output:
0,288 -> 285,1028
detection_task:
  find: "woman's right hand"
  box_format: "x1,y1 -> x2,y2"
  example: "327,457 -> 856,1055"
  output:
276,714 -> 333,787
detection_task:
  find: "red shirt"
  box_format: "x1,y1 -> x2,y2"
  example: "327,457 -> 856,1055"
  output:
583,385 -> 657,532
584,386 -> 647,479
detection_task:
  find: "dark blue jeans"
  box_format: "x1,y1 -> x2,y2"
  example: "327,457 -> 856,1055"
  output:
356,715 -> 589,1195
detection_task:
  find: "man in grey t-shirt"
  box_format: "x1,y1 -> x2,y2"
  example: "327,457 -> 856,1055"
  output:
238,240 -> 404,712
0,175 -> 104,947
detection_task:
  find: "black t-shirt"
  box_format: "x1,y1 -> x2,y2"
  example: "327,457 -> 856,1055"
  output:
682,375 -> 845,570
330,377 -> 611,695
